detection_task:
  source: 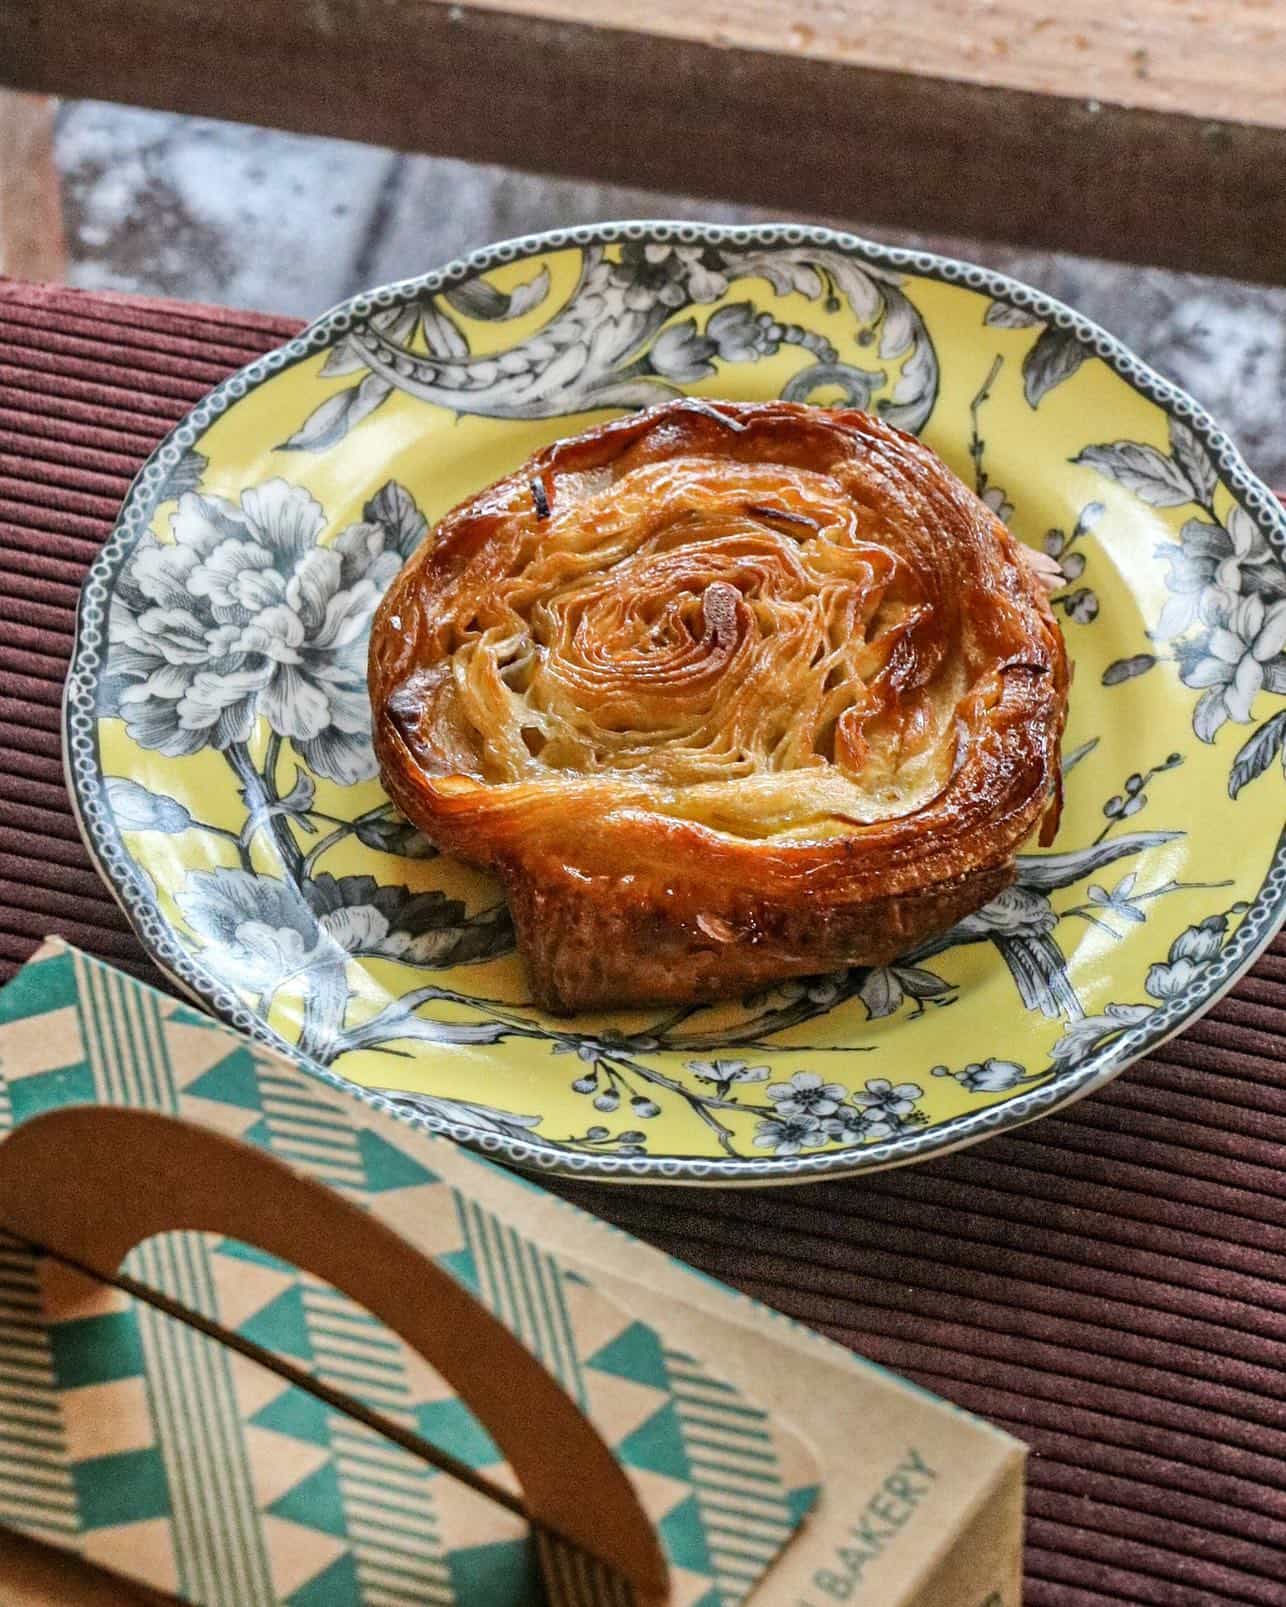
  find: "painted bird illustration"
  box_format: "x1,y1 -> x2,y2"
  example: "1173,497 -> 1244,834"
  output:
905,831 -> 1181,1020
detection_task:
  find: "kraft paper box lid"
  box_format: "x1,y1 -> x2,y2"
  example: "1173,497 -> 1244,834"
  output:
0,940 -> 1026,1605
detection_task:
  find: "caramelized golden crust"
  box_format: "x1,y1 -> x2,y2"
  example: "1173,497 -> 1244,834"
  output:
370,401 -> 1069,1012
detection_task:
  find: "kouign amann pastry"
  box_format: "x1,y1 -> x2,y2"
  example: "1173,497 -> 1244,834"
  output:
369,401 -> 1068,1012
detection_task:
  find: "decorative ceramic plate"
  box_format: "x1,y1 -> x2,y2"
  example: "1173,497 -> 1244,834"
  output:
65,223 -> 1286,1185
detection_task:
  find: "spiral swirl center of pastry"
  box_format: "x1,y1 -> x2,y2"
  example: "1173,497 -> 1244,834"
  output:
370,402 -> 1068,1010
428,459 -> 971,837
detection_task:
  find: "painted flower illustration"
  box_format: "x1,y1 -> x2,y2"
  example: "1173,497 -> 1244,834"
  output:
765,1071 -> 847,1119
107,478 -> 423,784
647,301 -> 835,383
850,1111 -> 913,1143
853,1078 -> 923,1120
648,319 -> 720,383
177,866 -> 509,996
178,866 -> 325,993
1050,908 -> 1237,1068
1154,508 -> 1280,642
706,303 -> 780,363
1176,594 -> 1286,740
612,242 -> 730,308
953,886 -> 1058,940
821,1106 -> 874,1144
752,1114 -> 823,1156
1145,913 -> 1229,999
1086,874 -> 1147,924
686,1058 -> 771,1097
105,776 -> 195,834
1083,425 -> 1286,794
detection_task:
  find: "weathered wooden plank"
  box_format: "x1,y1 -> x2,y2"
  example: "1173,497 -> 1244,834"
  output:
2,0 -> 1283,282
473,0 -> 1286,128
0,91 -> 67,283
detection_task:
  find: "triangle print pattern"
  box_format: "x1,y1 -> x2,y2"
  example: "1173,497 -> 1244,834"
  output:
0,942 -> 819,1605
663,1349 -> 799,1604
452,1194 -> 588,1408
0,1233 -> 79,1548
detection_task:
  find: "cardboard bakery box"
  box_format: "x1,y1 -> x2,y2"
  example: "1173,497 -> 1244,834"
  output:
0,940 -> 1026,1604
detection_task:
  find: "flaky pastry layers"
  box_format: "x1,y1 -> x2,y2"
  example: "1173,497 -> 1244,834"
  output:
370,401 -> 1069,1012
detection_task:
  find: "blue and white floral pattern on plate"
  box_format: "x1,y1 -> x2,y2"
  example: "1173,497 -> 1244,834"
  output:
64,222 -> 1286,1185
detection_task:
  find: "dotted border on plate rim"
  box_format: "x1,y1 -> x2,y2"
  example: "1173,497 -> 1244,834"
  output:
63,219 -> 1286,1184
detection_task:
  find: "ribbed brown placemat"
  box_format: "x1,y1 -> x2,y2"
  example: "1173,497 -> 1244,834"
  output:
2,279 -> 1284,1606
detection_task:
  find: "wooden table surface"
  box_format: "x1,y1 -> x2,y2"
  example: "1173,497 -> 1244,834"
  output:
3,0 -> 1286,283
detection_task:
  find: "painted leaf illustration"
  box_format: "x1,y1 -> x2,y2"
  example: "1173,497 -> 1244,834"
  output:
859,967 -> 903,1018
782,362 -> 879,409
1015,831 -> 1180,893
305,874 -> 514,967
420,302 -> 470,358
1102,654 -> 1158,686
278,371 -> 393,452
353,812 -> 438,858
445,266 -> 551,321
891,965 -> 954,1000
1061,737 -> 1099,773
364,480 -> 428,557
816,255 -> 883,322
1023,327 -> 1087,407
1073,441 -> 1195,506
385,905 -> 513,967
875,285 -> 939,431
1167,416 -> 1217,506
1193,685 -> 1228,744
276,768 -> 316,816
745,258 -> 825,299
155,448 -> 207,503
1228,711 -> 1286,799
983,299 -> 1042,329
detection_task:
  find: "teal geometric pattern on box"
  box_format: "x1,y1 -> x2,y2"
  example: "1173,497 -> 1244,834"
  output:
0,942 -> 819,1605
0,1224 -> 482,1607
250,1382 -> 332,1447
453,1192 -> 588,1409
0,1233 -> 79,1548
8,1061 -> 95,1124
664,1348 -> 800,1601
416,1398 -> 504,1468
49,1310 -> 146,1390
448,1538 -> 542,1606
0,946 -> 79,1022
72,1445 -> 171,1529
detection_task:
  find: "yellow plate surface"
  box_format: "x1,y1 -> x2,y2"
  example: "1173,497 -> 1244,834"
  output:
65,224 -> 1286,1183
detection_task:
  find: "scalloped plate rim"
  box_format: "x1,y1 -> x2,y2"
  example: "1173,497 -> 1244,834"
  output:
62,218 -> 1286,1186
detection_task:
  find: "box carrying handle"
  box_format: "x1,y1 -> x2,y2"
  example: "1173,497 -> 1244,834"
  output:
0,1106 -> 668,1604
